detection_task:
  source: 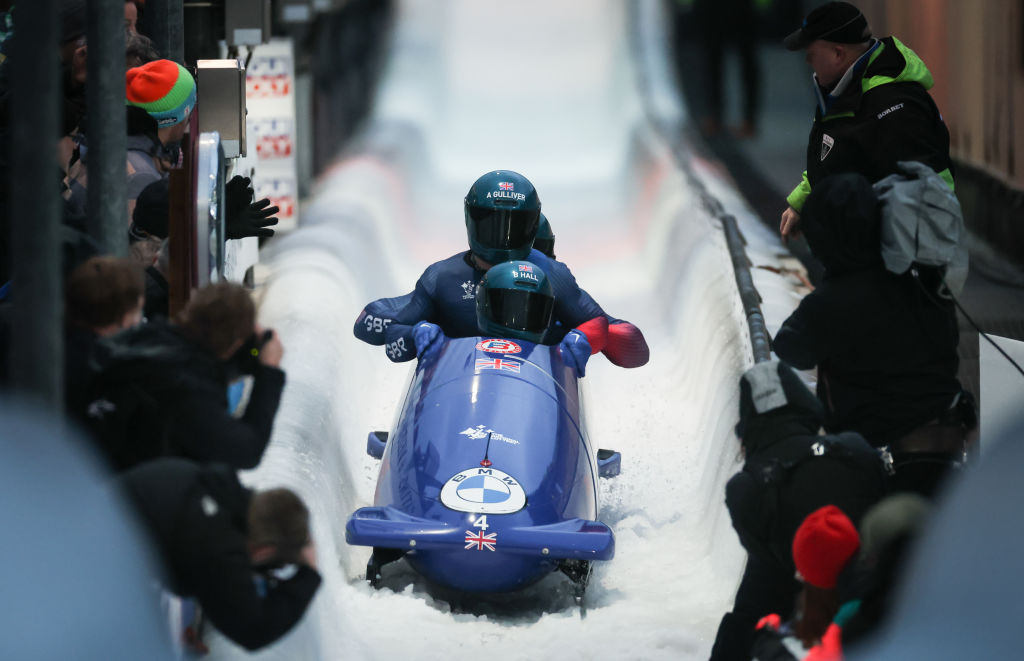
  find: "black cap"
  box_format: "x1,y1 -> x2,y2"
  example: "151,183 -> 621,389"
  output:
130,178 -> 169,241
784,1 -> 872,51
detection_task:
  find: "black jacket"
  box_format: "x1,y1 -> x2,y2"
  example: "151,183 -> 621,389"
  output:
64,324 -> 99,430
773,174 -> 961,446
727,362 -> 885,572
787,37 -> 953,213
119,459 -> 321,651
710,361 -> 885,661
90,320 -> 285,471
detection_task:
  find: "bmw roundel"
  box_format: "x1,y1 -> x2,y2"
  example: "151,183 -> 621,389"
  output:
440,467 -> 526,514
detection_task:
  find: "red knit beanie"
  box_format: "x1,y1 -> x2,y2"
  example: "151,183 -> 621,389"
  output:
792,505 -> 860,589
125,59 -> 196,127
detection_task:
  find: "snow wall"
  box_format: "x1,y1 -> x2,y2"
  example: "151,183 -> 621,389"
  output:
209,1 -> 801,659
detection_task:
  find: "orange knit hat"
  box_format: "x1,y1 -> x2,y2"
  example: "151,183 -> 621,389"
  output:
125,59 -> 196,127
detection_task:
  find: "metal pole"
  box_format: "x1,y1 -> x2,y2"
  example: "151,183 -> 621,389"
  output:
87,0 -> 127,255
9,0 -> 63,409
146,0 -> 185,63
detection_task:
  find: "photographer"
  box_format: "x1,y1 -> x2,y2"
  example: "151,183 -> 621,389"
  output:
119,459 -> 321,651
89,282 -> 285,472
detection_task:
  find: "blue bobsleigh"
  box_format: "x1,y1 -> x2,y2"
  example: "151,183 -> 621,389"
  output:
346,336 -> 620,598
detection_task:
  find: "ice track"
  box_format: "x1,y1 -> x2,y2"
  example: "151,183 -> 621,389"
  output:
207,1 -> 801,659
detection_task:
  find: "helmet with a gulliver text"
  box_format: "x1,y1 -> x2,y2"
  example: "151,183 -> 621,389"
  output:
464,170 -> 541,265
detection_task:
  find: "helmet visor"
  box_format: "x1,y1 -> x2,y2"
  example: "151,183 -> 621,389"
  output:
468,206 -> 540,252
486,288 -> 554,334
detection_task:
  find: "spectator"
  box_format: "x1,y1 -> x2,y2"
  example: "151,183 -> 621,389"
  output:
842,493 -> 930,650
124,59 -> 196,216
89,281 -> 285,471
129,178 -> 171,320
772,174 -> 971,497
64,256 -> 144,427
129,177 -> 168,266
778,1 -> 953,241
124,0 -> 143,33
2,404 -> 176,660
125,29 -> 159,68
691,0 -> 761,137
0,0 -> 89,283
126,176 -> 277,323
62,27 -> 160,221
708,360 -> 885,661
118,458 -> 321,651
750,505 -> 863,660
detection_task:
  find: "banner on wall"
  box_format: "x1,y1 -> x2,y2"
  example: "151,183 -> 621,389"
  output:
224,38 -> 300,282
237,38 -> 300,234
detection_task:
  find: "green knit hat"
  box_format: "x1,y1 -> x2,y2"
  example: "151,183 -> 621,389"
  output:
125,59 -> 196,128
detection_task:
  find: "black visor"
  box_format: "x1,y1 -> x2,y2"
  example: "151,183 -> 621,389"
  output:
468,206 -> 540,251
486,288 -> 554,334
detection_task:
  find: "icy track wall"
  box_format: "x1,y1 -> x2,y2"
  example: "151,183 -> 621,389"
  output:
206,1 -> 800,659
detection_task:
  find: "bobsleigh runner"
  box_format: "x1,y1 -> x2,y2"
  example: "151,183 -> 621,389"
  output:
345,335 -> 621,608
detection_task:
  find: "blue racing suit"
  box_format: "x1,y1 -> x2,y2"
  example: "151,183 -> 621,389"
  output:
355,250 -> 613,362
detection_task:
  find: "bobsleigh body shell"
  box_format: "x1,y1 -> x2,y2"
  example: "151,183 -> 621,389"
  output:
346,336 -> 613,593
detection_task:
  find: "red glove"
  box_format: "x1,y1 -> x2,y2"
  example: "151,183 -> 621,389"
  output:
756,613 -> 782,631
574,316 -> 608,354
603,320 -> 649,367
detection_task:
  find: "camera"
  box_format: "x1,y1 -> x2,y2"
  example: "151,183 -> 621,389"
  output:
226,328 -> 274,378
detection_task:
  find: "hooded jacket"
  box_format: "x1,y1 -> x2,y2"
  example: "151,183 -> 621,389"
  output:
787,37 -> 953,213
727,361 -> 885,570
773,174 -> 962,446
89,320 -> 285,471
119,459 -> 321,651
711,361 -> 884,661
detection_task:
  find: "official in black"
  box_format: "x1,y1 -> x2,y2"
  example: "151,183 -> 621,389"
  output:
778,1 -> 953,241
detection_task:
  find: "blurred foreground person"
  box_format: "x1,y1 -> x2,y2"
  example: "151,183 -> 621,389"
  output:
119,459 -> 321,651
772,174 -> 972,497
850,415 -> 1024,659
709,361 -> 885,661
65,256 -> 144,427
0,403 -> 174,660
841,493 -> 930,650
89,282 -> 284,471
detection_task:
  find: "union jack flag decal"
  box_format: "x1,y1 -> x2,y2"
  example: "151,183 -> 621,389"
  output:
464,530 -> 498,551
498,181 -> 514,191
476,358 -> 521,373
518,264 -> 533,272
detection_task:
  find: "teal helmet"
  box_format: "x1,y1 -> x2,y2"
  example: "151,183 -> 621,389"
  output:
534,213 -> 555,259
475,260 -> 554,343
464,170 -> 541,265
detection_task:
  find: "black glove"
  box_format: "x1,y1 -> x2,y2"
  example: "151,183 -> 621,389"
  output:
224,175 -> 279,239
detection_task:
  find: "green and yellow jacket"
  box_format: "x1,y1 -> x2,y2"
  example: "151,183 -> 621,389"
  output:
787,37 -> 953,212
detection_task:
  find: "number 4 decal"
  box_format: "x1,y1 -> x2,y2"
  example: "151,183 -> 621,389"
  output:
472,515 -> 489,531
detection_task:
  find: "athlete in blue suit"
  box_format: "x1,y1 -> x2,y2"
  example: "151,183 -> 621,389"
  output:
354,170 -> 649,368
